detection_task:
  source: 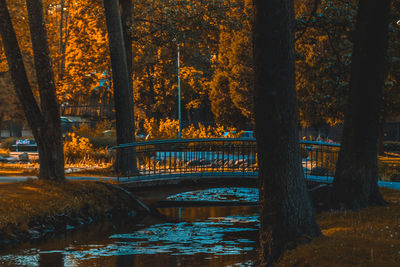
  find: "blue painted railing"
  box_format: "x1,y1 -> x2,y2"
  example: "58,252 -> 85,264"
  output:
113,139 -> 340,181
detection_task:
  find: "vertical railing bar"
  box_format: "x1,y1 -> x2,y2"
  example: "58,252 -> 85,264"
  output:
221,141 -> 224,174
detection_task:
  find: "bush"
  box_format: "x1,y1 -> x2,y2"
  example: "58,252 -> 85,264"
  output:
144,117 -> 229,140
1,137 -> 18,150
143,117 -> 179,140
63,133 -> 93,164
0,147 -> 9,156
72,120 -> 114,139
182,123 -> 226,138
89,136 -> 116,149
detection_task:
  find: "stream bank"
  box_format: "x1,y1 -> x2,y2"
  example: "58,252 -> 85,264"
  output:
0,180 -> 142,248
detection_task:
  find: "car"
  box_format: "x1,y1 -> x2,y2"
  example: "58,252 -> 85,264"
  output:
240,131 -> 254,138
12,139 -> 37,152
223,131 -> 254,138
60,117 -> 73,123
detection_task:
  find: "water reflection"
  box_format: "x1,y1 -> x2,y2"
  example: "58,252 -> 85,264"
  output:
0,188 -> 259,267
167,188 -> 259,202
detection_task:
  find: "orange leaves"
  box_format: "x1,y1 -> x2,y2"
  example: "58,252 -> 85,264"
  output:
63,132 -> 93,163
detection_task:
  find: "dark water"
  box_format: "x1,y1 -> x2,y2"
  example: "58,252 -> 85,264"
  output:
0,188 -> 259,267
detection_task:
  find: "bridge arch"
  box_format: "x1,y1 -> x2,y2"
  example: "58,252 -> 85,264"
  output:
121,174 -> 258,205
115,139 -> 338,205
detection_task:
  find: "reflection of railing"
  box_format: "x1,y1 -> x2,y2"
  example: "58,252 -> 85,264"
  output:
113,139 -> 340,181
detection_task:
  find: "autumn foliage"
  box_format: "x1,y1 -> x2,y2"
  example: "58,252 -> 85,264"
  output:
1,0 -> 400,132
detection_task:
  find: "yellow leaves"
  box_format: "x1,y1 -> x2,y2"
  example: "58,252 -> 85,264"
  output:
144,117 -> 179,140
186,99 -> 201,110
143,117 -> 228,140
63,132 -> 93,163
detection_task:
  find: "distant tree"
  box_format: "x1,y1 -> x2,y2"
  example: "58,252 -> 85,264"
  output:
295,0 -> 356,127
209,70 -> 247,128
209,0 -> 254,127
378,1 -> 400,154
0,72 -> 24,132
333,0 -> 391,209
0,0 -> 64,181
253,0 -> 320,265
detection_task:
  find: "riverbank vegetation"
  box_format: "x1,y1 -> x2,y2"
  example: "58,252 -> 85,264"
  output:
277,187 -> 400,266
0,179 -> 136,247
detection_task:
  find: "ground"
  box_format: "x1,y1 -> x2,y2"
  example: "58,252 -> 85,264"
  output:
277,187 -> 400,266
0,179 -> 137,247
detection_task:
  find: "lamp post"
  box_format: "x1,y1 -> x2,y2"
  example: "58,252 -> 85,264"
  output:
177,43 -> 182,138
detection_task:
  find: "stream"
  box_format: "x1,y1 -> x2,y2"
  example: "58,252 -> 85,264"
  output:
0,188 -> 259,267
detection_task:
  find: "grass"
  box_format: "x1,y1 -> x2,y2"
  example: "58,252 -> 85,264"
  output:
0,162 -> 115,177
276,188 -> 400,266
0,163 -> 38,176
0,179 -> 134,244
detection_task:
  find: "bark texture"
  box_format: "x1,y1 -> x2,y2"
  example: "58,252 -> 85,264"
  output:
103,0 -> 137,175
253,0 -> 321,265
333,0 -> 391,210
0,0 -> 64,181
26,0 -> 65,181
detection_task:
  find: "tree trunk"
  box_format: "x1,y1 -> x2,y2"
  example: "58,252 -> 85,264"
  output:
378,112 -> 387,156
0,111 -> 4,136
57,0 -> 69,82
26,0 -> 65,181
103,0 -> 137,175
333,0 -> 390,209
119,0 -> 132,86
0,0 -> 65,181
253,0 -> 321,265
58,0 -> 65,79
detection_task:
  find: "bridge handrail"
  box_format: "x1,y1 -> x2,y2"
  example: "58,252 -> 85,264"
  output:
112,138 -> 340,181
113,138 -> 340,149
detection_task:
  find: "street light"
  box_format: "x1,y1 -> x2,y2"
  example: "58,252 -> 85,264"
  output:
176,41 -> 182,138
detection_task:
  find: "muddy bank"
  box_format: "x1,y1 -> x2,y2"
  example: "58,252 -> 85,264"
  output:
0,180 -> 143,248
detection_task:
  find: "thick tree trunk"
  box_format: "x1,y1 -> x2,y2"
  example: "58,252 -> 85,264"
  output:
0,0 -> 65,181
378,112 -> 387,156
119,0 -> 132,86
253,0 -> 321,265
26,0 -> 65,181
333,0 -> 390,210
103,0 -> 137,175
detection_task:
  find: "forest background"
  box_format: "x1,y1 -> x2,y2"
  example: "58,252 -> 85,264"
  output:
1,0 -> 400,141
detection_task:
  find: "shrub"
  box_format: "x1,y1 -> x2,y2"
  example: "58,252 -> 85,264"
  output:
0,147 -> 9,156
63,133 -> 93,163
1,137 -> 18,150
144,117 -> 229,140
72,120 -> 114,139
182,123 -> 226,138
71,123 -> 94,138
89,136 -> 116,149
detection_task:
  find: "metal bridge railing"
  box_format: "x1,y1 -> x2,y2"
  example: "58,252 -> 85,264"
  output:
113,138 -> 340,181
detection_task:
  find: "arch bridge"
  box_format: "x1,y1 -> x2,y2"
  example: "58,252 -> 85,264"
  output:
113,138 -> 339,205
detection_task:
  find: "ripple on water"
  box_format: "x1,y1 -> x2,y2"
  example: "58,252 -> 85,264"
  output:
167,187 -> 259,202
0,188 -> 259,266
